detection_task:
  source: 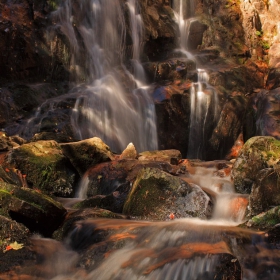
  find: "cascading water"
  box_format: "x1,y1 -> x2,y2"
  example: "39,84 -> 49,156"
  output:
173,0 -> 219,159
22,0 -> 158,153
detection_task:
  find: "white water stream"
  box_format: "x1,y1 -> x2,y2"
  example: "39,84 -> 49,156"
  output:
173,0 -> 219,159
22,0 -> 158,153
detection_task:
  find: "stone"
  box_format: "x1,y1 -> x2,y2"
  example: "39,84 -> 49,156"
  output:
8,140 -> 78,197
231,136 -> 280,194
138,149 -> 182,164
248,168 -> 280,217
119,143 -> 137,160
245,205 -> 280,230
60,137 -> 115,176
53,208 -> 126,241
123,167 -> 211,220
82,159 -> 182,198
0,182 -> 67,236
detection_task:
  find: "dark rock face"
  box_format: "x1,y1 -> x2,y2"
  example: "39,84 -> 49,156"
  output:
248,168 -> 280,217
0,182 -> 67,236
0,0 -> 69,82
244,87 -> 280,141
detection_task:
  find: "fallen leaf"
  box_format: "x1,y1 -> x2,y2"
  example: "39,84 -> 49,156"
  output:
4,241 -> 24,252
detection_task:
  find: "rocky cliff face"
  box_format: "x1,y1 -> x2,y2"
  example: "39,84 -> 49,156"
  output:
0,0 -> 280,159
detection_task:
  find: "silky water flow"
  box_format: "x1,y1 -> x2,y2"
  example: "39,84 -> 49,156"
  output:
16,1 -> 280,279
21,0 -> 158,153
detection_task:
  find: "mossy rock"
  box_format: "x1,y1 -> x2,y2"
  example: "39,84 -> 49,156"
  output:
123,167 -> 211,220
60,137 -> 115,176
245,206 -> 280,230
232,136 -> 280,194
9,140 -> 78,197
0,182 -> 66,235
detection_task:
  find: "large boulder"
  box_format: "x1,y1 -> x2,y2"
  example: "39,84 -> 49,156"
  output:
60,137 -> 115,176
247,168 -> 280,217
0,182 -> 66,236
231,136 -> 280,194
8,140 -> 78,197
123,167 -> 211,220
79,159 -> 184,198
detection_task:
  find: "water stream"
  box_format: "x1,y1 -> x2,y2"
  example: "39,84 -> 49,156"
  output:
173,0 -> 219,159
9,1 -> 280,279
21,0 -> 158,153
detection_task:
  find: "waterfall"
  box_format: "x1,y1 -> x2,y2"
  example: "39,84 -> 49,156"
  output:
22,0 -> 158,153
173,0 -> 219,159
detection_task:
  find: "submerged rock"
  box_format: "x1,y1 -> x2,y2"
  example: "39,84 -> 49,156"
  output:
60,137 -> 115,176
53,208 -> 127,241
123,167 -> 211,220
8,140 -> 78,197
232,136 -> 280,194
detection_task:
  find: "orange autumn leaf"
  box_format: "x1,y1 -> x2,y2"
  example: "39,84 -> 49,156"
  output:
5,245 -> 12,251
5,168 -> 9,172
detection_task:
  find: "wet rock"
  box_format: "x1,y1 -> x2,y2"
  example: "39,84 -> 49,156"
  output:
73,189 -> 129,213
8,140 -> 78,197
155,89 -> 190,157
209,93 -> 247,159
248,168 -> 280,217
0,215 -> 30,253
143,58 -> 196,83
82,159 -> 182,198
0,133 -> 23,152
0,216 -> 34,274
244,88 -> 280,141
245,206 -> 280,230
53,208 -> 127,241
119,143 -> 137,160
266,68 -> 280,90
138,149 -> 182,164
232,136 -> 280,194
123,167 -> 211,220
60,137 -> 115,176
0,182 -> 66,236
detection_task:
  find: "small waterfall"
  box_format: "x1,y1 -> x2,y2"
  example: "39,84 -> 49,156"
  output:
22,0 -> 158,153
173,0 -> 219,159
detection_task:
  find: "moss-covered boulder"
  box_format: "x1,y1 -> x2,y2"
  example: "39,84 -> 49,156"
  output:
8,140 -> 78,196
245,206 -> 280,230
0,182 -> 66,236
248,168 -> 280,217
123,167 -> 211,220
231,136 -> 280,194
60,137 -> 115,176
